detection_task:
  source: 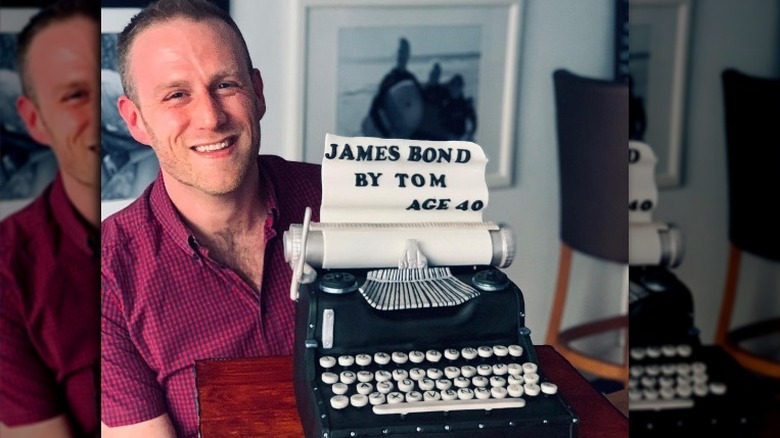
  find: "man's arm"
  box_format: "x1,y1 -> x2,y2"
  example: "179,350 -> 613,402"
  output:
0,416 -> 73,438
101,414 -> 176,438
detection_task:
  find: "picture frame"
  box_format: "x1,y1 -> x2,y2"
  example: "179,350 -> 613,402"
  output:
628,0 -> 692,188
294,0 -> 524,188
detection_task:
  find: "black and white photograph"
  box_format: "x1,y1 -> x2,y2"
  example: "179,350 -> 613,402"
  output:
300,0 -> 523,188
0,8 -> 58,219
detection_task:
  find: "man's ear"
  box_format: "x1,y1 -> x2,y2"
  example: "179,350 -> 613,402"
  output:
16,95 -> 52,147
117,95 -> 153,145
250,68 -> 266,121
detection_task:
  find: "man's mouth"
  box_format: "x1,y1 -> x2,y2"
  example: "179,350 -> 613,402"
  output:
192,138 -> 231,152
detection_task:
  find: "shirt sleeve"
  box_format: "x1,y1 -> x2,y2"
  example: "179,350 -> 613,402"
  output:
0,268 -> 64,426
100,271 -> 168,426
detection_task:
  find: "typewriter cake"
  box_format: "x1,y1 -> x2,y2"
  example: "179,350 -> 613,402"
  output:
284,134 -> 578,437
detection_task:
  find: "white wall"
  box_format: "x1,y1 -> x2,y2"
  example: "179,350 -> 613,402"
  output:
232,0 -> 619,342
653,0 -> 780,344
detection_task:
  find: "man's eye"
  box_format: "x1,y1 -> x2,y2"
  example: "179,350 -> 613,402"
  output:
165,91 -> 186,100
63,90 -> 87,102
218,82 -> 237,89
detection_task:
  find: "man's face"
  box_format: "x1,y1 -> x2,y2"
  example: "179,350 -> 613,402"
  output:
119,18 -> 265,197
17,16 -> 100,189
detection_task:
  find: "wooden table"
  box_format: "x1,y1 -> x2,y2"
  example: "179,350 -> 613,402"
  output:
196,345 -> 628,438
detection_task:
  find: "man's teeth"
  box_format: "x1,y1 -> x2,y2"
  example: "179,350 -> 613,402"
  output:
194,140 -> 229,152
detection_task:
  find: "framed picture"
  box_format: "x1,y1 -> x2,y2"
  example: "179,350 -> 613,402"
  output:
629,0 -> 692,188
295,0 -> 524,188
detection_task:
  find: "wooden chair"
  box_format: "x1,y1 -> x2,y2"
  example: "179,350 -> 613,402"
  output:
546,69 -> 629,386
715,68 -> 780,379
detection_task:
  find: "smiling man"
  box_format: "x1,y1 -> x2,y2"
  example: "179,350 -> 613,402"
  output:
0,1 -> 100,437
99,0 -> 321,437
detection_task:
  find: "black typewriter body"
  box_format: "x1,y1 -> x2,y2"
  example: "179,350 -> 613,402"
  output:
293,265 -> 579,438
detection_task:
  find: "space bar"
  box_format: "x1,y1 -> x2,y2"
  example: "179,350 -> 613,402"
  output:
629,398 -> 694,411
373,398 -> 526,415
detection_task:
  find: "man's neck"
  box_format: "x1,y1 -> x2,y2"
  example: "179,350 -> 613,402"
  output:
164,167 -> 267,239
61,173 -> 99,228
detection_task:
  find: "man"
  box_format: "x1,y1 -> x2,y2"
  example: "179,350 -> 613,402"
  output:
0,1 -> 100,437
100,0 -> 322,436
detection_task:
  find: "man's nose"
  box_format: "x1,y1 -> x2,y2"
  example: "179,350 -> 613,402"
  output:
196,92 -> 227,129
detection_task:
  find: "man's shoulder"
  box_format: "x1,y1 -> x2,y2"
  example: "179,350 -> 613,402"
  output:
101,183 -> 158,253
0,188 -> 52,253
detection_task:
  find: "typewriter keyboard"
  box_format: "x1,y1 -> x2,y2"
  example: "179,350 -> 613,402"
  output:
628,344 -> 727,411
318,345 -> 561,415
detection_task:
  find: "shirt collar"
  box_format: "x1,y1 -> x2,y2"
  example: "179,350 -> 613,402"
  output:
49,172 -> 97,256
150,157 -> 280,256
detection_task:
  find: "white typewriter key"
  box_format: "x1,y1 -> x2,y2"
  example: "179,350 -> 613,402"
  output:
676,384 -> 693,398
435,379 -> 452,391
661,344 -> 677,357
523,373 -> 539,384
646,346 -> 662,358
643,389 -> 659,400
630,365 -> 644,378
523,383 -> 541,396
640,376 -> 656,388
426,350 -> 442,363
645,365 -> 661,376
677,344 -> 693,357
492,363 -> 508,376
356,382 -> 374,395
710,382 -> 727,395
693,383 -> 709,397
340,371 -> 356,384
628,379 -> 638,389
457,388 -> 475,400
338,355 -> 355,367
507,363 -> 523,376
676,375 -> 691,386
461,365 -> 477,378
628,389 -> 642,401
522,362 -> 538,374
444,366 -> 461,379
409,368 -> 425,381
508,345 -> 523,357
660,387 -> 676,400
376,381 -> 393,394
398,379 -> 415,393
461,347 -> 478,360
477,346 -> 494,358
691,361 -> 707,374
661,364 -> 677,376
357,371 -> 374,383
426,368 -> 443,380
676,363 -> 691,375
332,383 -> 349,395
541,382 -> 558,395
392,369 -> 409,381
319,356 -> 337,369
454,377 -> 470,388
321,372 -> 339,384
418,379 -> 435,391
508,374 -> 524,386
406,391 -> 423,402
472,376 -> 489,388
444,348 -> 460,361
409,351 -> 425,364
490,376 -> 507,388
477,364 -> 493,376
491,386 -> 508,399
475,387 -> 492,399
692,373 -> 708,385
659,376 -> 675,388
441,389 -> 458,400
369,392 -> 386,405
387,392 -> 404,404
375,370 -> 392,382
356,354 -> 372,367
392,351 -> 409,364
350,393 -> 369,408
374,352 -> 391,365
629,347 -> 646,361
423,390 -> 441,401
493,345 -> 509,357
507,384 -> 524,398
330,395 -> 349,410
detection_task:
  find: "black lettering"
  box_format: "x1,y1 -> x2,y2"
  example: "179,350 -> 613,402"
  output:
455,148 -> 471,163
408,146 -> 422,162
338,144 -> 355,160
324,143 -> 338,159
406,199 -> 421,210
388,145 -> 401,161
430,173 -> 446,187
395,173 -> 409,187
355,145 -> 373,161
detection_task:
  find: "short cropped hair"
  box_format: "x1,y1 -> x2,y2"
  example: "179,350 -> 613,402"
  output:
117,0 -> 253,103
16,0 -> 99,100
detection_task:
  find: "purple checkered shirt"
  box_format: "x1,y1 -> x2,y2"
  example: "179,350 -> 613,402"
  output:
100,155 -> 321,437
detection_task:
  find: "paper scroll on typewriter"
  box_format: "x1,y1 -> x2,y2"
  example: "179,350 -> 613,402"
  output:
286,133 -> 512,271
